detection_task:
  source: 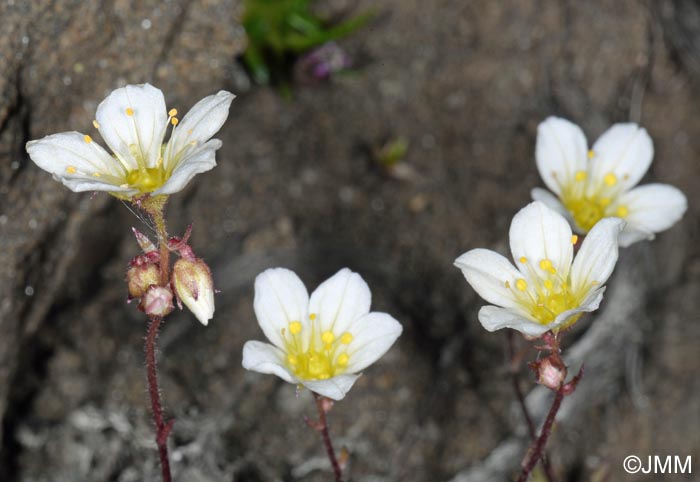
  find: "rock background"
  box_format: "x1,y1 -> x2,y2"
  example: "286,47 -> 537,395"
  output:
0,0 -> 698,481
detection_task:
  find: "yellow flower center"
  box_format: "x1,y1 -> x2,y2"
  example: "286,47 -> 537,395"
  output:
508,254 -> 588,329
282,314 -> 353,380
560,170 -> 628,232
125,166 -> 167,193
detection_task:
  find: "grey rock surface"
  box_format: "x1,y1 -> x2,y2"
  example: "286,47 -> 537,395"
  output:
1,0 -> 698,481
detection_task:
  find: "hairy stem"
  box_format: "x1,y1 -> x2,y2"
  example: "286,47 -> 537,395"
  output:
506,332 -> 558,482
139,195 -> 173,482
313,392 -> 343,482
517,386 -> 565,482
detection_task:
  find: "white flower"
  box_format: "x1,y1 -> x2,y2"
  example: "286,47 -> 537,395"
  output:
454,202 -> 624,337
242,268 -> 403,400
532,116 -> 687,247
26,83 -> 235,198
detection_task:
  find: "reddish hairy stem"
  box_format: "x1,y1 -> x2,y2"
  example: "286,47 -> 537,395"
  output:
313,393 -> 343,482
506,332 -> 558,482
146,316 -> 172,482
517,386 -> 565,482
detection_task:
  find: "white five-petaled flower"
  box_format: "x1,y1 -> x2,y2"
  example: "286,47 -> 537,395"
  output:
455,202 -> 624,337
26,83 -> 235,198
532,116 -> 687,247
242,268 -> 403,401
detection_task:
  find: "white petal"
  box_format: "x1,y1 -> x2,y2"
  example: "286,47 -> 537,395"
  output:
344,312 -> 402,373
509,202 -> 573,279
154,140 -> 221,195
454,249 -> 524,311
590,123 -> 653,192
26,132 -> 136,193
96,83 -> 167,169
302,374 -> 361,401
165,91 -> 235,171
242,341 -> 298,384
615,184 -> 688,244
570,217 -> 624,295
253,268 -> 310,350
535,117 -> 588,195
531,187 -> 569,217
478,305 -> 551,337
308,268 -> 371,336
618,227 -> 654,247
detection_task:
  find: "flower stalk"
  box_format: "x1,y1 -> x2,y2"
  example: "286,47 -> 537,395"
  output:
310,392 -> 343,482
141,196 -> 174,482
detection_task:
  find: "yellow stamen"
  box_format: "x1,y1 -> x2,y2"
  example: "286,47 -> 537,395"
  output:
92,120 -> 100,129
519,256 -> 527,264
125,107 -> 134,116
341,332 -> 353,344
93,172 -> 101,177
83,135 -> 92,143
575,171 -> 587,182
321,331 -> 335,345
571,234 -> 578,244
289,321 -> 302,335
337,353 -> 349,366
516,279 -> 528,291
600,198 -> 611,207
587,150 -> 595,159
539,259 -> 553,271
616,205 -> 629,217
603,173 -> 617,186
168,108 -> 178,117
309,313 -> 317,320
287,355 -> 298,365
171,117 -> 179,126
544,279 -> 553,290
66,166 -> 77,174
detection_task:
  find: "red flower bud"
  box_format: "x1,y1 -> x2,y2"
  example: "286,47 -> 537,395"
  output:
531,355 -> 567,391
126,255 -> 161,300
140,285 -> 174,317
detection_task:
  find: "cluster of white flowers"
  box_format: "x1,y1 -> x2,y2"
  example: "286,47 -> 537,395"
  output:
456,117 -> 687,337
26,86 -> 687,399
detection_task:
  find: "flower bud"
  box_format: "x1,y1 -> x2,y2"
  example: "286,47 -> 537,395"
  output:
172,258 -> 215,325
126,256 -> 161,300
532,355 -> 567,391
140,285 -> 174,318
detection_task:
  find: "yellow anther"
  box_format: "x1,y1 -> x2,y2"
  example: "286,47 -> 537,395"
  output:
92,120 -> 100,129
571,234 -> 578,244
516,279 -> 528,291
287,355 -> 298,365
337,353 -> 349,366
544,279 -> 554,290
171,117 -> 179,126
289,321 -> 302,335
600,198 -> 611,207
341,332 -> 353,344
93,172 -> 101,177
575,170 -> 587,182
83,135 -> 92,143
539,259 -> 553,271
504,280 -> 511,289
66,166 -> 77,174
519,256 -> 528,264
125,107 -> 134,116
587,150 -> 595,159
616,205 -> 629,217
321,331 -> 335,345
168,108 -> 178,117
603,173 -> 617,186
309,313 -> 317,321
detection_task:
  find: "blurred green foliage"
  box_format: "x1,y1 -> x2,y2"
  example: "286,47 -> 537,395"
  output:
241,0 -> 373,85
374,137 -> 409,168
